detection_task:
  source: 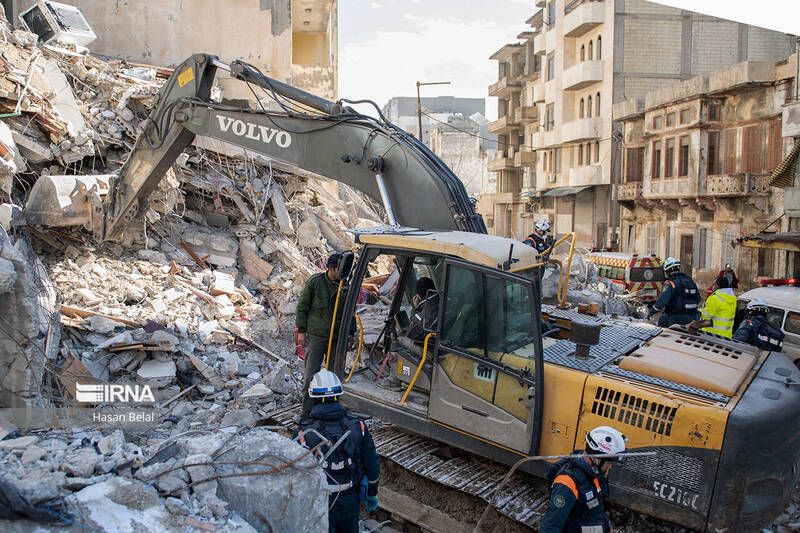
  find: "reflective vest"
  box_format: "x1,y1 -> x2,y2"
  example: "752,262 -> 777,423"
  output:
700,289 -> 737,338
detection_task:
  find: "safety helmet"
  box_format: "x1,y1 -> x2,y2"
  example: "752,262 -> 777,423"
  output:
535,220 -> 551,233
663,257 -> 680,272
308,369 -> 343,398
585,426 -> 627,459
746,297 -> 769,315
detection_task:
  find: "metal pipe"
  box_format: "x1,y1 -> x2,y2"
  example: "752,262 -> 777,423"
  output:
401,333 -> 435,405
374,172 -> 397,225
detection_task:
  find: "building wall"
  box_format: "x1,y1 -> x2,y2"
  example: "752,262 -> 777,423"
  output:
430,124 -> 488,196
13,0 -> 338,100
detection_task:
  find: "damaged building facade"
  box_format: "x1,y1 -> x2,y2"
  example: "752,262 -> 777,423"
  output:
614,57 -> 799,291
483,0 -> 796,245
7,0 -> 338,101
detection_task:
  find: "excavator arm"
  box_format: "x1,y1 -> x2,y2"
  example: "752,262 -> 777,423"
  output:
23,54 -> 486,240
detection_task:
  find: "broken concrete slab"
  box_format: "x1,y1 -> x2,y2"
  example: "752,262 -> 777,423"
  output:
182,227 -> 238,267
0,435 -> 39,451
220,408 -> 256,428
270,185 -> 294,236
61,448 -> 102,478
239,238 -> 274,282
137,359 -> 177,381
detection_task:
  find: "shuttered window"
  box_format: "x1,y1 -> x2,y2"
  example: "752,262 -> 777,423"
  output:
742,124 -> 763,174
707,131 -> 720,175
766,119 -> 782,172
722,129 -> 737,175
626,147 -> 644,182
664,138 -> 675,178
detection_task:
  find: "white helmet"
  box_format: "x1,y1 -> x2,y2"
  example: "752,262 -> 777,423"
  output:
535,220 -> 551,233
585,426 -> 627,458
308,369 -> 343,398
663,257 -> 680,272
746,297 -> 769,313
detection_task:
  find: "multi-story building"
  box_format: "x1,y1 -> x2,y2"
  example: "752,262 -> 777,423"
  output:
614,57 -> 797,290
429,115 -> 492,196
381,96 -> 489,146
485,0 -> 796,245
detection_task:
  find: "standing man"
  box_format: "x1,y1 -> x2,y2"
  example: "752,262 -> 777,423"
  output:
295,370 -> 380,533
296,253 -> 345,423
733,298 -> 784,351
539,426 -> 627,533
647,257 -> 700,327
689,276 -> 737,338
523,220 -> 553,255
706,263 -> 739,298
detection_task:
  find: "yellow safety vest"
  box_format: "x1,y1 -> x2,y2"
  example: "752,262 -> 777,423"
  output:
700,289 -> 737,338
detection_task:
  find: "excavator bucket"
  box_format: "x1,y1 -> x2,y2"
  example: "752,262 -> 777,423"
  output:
22,174 -> 111,228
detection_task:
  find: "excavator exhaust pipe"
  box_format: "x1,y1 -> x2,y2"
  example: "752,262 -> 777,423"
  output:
22,174 -> 112,229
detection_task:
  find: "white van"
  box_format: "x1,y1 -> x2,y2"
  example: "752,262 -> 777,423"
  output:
736,284 -> 800,368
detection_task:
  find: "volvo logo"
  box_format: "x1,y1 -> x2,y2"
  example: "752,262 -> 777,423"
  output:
216,116 -> 292,148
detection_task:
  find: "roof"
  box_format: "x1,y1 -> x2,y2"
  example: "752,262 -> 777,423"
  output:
490,43 -> 524,61
352,227 -> 541,271
739,286 -> 800,312
543,185 -> 593,197
737,232 -> 800,252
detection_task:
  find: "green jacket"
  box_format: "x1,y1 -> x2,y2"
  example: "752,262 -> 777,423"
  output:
295,272 -> 345,338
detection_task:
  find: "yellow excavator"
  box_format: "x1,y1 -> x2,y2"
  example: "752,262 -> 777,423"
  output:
22,54 -> 800,532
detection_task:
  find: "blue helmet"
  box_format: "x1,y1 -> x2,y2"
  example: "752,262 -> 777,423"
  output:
308,369 -> 343,398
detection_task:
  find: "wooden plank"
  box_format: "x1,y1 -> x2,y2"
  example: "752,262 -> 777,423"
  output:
377,486 -> 472,533
160,384 -> 197,408
60,305 -> 142,327
179,239 -> 209,269
59,355 -> 94,401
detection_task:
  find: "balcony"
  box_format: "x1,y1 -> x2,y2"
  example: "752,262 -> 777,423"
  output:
563,0 -> 605,37
561,117 -> 605,143
617,182 -> 641,201
515,106 -> 539,124
533,83 -> 545,103
488,114 -> 520,134
533,32 -> 546,56
514,149 -> 537,168
562,60 -> 604,90
488,157 -> 516,172
646,177 -> 691,198
706,174 -> 771,196
546,28 -> 558,52
568,164 -> 603,186
488,76 -> 522,98
496,192 -> 522,204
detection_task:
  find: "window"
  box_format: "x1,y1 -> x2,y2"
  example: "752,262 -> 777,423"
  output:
588,40 -> 593,60
679,108 -> 695,124
548,1 -> 556,28
701,209 -> 714,222
708,102 -> 721,121
597,36 -> 602,60
757,248 -> 774,277
626,225 -> 635,253
595,92 -> 601,116
786,312 -> 800,335
707,131 -> 720,175
626,147 -> 644,182
594,141 -> 599,163
581,44 -> 585,62
549,150 -> 555,172
587,95 -> 593,118
579,98 -> 585,119
442,265 -> 486,353
666,209 -> 678,221
545,103 -> 555,131
722,129 -> 737,174
578,144 -> 584,165
664,138 -> 675,178
585,143 -> 591,165
652,115 -> 664,130
543,150 -> 548,171
742,124 -> 763,174
666,113 -> 676,127
678,135 -> 690,177
554,147 -> 562,172
546,53 -> 555,81
652,141 -> 662,179
765,308 -> 785,331
647,226 -> 657,255
767,119 -> 782,172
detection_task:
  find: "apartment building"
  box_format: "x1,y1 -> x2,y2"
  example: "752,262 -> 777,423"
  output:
429,115 -> 492,196
485,0 -> 795,245
614,57 -> 798,290
381,96 -> 489,146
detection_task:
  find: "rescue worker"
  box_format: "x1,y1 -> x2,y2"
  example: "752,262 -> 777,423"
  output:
295,253 -> 347,422
540,426 -> 627,533
732,298 -> 784,351
294,370 -> 381,533
689,276 -> 736,338
647,257 -> 700,326
523,220 -> 553,255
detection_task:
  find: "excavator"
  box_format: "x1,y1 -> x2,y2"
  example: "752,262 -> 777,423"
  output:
22,54 -> 800,532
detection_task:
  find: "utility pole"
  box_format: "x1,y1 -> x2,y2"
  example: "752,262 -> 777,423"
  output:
416,81 -> 451,143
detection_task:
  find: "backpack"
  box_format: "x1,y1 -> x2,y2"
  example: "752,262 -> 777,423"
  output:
298,414 -> 364,496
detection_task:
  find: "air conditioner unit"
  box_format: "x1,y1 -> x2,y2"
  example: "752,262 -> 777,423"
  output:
547,174 -> 557,183
19,1 -> 96,48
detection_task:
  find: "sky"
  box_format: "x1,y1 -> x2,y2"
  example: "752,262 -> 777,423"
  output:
339,0 -> 800,122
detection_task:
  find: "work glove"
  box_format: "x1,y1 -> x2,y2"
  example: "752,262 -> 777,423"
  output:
365,495 -> 379,512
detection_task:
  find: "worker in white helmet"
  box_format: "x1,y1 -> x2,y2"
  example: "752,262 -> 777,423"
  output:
540,426 -> 627,533
647,257 -> 700,327
732,298 -> 784,351
523,220 -> 553,255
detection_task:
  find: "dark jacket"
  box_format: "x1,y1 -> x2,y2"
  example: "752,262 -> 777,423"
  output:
540,453 -> 611,533
523,232 -> 550,255
294,402 -> 380,500
296,272 -> 345,338
652,271 -> 700,320
733,316 -> 784,352
706,270 -> 739,298
407,294 -> 440,341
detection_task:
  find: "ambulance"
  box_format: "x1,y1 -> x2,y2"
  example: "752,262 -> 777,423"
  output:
586,251 -> 665,301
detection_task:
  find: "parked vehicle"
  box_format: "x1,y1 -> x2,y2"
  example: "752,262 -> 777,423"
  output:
736,279 -> 800,368
586,252 -> 665,301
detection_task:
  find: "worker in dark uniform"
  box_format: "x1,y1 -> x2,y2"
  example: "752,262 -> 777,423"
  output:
647,257 -> 700,327
733,298 -> 784,352
295,253 -> 346,422
523,220 -> 553,255
295,370 -> 381,533
540,426 -> 627,533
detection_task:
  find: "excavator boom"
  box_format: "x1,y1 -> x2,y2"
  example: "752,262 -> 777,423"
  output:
23,54 -> 486,239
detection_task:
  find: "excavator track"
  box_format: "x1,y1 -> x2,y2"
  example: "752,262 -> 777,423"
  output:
267,404 -> 550,531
